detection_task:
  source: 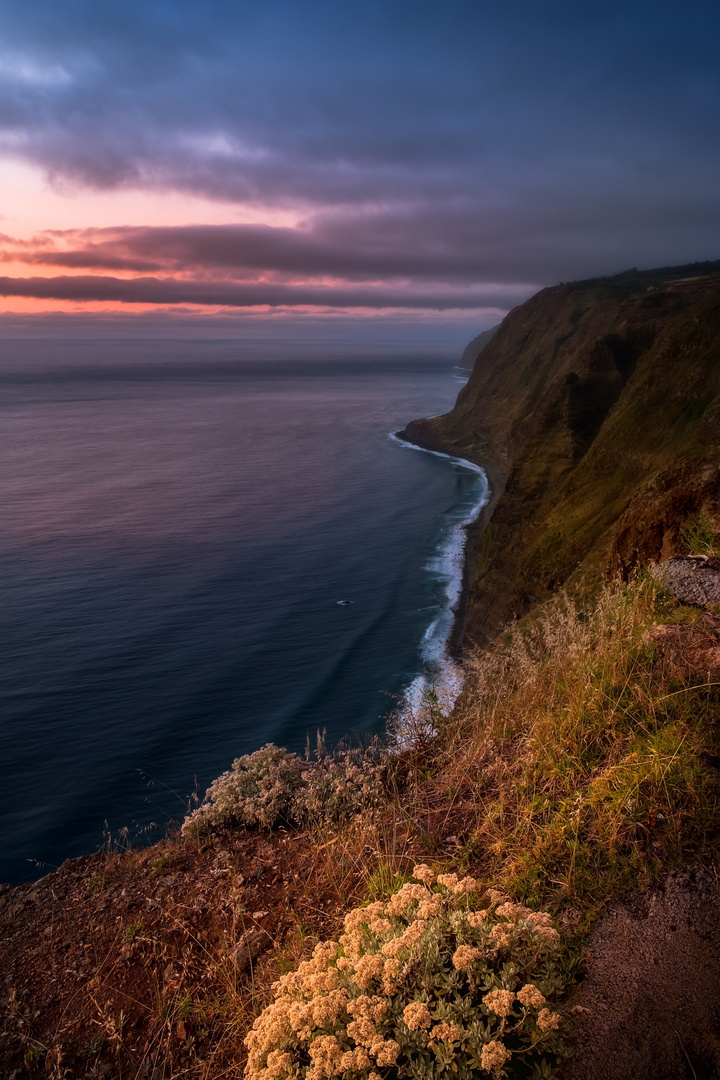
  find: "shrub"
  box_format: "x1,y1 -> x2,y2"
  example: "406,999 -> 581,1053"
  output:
294,748 -> 387,826
244,866 -> 569,1080
183,744 -> 305,833
182,742 -> 386,836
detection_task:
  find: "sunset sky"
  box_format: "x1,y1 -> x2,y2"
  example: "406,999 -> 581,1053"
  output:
1,0 -> 719,333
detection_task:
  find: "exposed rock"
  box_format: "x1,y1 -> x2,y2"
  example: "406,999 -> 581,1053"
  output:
608,461 -> 720,578
232,926 -> 271,971
652,556 -> 720,609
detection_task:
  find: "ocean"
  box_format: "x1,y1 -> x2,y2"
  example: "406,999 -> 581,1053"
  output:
0,338 -> 487,885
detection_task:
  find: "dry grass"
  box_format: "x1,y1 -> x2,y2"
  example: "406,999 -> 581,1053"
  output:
388,575 -> 720,928
231,572 -> 720,932
229,572 -> 720,940
6,576 -> 720,1079
153,576 -> 720,1069
72,875 -> 263,1078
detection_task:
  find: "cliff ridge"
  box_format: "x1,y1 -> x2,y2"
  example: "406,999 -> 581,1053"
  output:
402,260 -> 720,644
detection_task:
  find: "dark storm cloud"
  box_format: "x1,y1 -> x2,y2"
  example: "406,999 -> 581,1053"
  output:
1,0 -> 719,295
4,222 -> 486,280
0,273 -> 524,311
1,220 -> 534,282
7,182 -> 720,298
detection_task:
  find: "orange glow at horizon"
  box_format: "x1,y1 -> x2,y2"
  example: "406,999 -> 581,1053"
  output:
0,297 -> 509,320
0,160 -> 304,240
0,160 -> 311,315
0,160 -> 519,320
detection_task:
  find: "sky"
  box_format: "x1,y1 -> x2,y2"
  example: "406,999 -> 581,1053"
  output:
0,0 -> 719,337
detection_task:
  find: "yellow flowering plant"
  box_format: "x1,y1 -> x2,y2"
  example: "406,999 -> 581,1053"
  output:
245,867 -> 569,1080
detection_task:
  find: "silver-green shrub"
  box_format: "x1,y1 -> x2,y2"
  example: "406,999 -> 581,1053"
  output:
183,743 -> 304,833
245,867 -> 568,1080
295,747 -> 386,825
182,742 -> 386,836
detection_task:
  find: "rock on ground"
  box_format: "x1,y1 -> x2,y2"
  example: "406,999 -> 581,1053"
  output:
652,557 -> 720,609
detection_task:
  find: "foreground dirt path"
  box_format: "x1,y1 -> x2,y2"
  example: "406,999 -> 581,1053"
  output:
564,857 -> 720,1080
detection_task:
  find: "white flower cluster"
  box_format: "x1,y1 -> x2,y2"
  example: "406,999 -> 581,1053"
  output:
182,743 -> 386,835
245,867 -> 567,1080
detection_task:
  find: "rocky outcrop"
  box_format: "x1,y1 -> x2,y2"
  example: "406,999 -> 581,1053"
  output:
652,556 -> 720,608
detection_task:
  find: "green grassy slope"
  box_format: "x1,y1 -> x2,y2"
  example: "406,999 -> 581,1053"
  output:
401,262 -> 720,644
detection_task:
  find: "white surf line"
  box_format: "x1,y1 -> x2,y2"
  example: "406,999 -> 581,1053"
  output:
387,431 -> 490,726
388,431 -> 488,476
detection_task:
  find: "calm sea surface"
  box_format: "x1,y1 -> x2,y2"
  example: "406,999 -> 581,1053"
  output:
0,339 -> 486,884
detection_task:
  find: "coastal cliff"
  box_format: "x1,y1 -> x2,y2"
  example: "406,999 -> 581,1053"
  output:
401,260 -> 720,645
4,261 -> 720,1080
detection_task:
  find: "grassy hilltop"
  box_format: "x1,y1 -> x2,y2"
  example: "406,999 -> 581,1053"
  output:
3,262 -> 720,1080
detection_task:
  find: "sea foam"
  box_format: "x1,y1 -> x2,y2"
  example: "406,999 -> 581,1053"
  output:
388,432 -> 490,724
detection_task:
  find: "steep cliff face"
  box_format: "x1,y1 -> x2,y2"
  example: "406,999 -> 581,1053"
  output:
459,325 -> 498,369
402,261 -> 720,645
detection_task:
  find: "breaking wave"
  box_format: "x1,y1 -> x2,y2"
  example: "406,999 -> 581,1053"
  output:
388,433 -> 489,723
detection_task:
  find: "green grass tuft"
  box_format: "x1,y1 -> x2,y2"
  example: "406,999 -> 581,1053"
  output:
681,510 -> 720,558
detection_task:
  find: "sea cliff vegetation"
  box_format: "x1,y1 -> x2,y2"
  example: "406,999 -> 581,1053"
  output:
402,258 -> 720,645
3,260 -> 720,1080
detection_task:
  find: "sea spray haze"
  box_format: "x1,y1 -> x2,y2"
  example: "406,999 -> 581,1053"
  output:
0,337 -> 484,884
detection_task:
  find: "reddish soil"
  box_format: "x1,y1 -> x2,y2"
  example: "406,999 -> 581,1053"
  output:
0,828 -> 356,1080
645,613 -> 720,679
